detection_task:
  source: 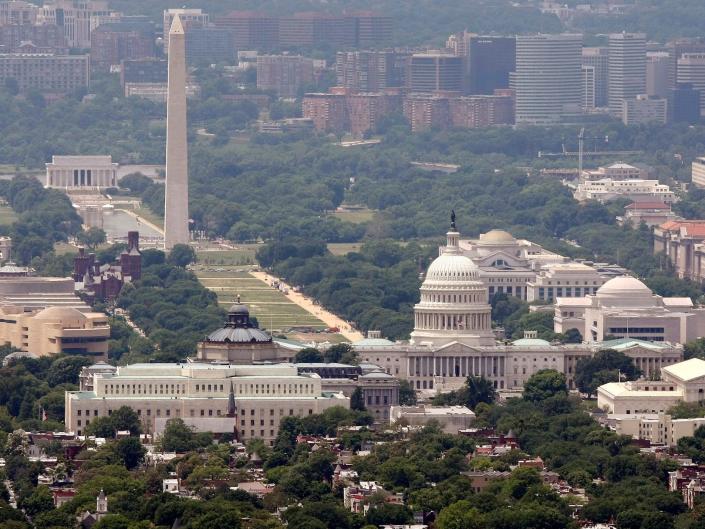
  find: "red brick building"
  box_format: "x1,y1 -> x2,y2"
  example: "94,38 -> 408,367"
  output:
403,94 -> 451,131
303,89 -> 400,136
404,92 -> 514,132
214,11 -> 279,50
348,91 -> 401,136
90,21 -> 155,71
280,12 -> 356,48
302,92 -> 348,134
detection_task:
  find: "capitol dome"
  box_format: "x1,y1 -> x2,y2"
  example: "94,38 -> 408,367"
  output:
410,212 -> 495,348
425,253 -> 479,283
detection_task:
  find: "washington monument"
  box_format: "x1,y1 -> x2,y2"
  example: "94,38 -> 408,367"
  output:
163,15 -> 189,249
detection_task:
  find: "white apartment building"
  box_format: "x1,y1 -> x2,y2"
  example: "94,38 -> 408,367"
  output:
555,275 -> 705,344
65,363 -> 349,444
598,357 -> 705,414
45,155 -> 118,188
40,0 -> 112,48
526,262 -> 608,302
574,178 -> 675,203
692,157 -> 705,188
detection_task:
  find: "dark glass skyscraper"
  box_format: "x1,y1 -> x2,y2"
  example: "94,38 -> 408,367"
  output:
467,36 -> 515,95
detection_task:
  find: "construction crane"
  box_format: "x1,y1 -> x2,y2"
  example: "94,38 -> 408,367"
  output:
538,128 -> 640,165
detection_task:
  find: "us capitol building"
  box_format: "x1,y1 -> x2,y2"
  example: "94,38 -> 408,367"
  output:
354,215 -> 683,393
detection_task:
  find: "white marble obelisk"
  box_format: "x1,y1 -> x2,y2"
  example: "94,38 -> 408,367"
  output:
163,15 -> 189,250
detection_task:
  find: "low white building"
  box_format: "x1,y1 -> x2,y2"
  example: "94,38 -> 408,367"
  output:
554,275 -> 705,344
581,162 -> 647,182
597,358 -> 705,414
457,229 -> 567,300
45,155 -> 118,189
65,363 -> 350,445
526,262 -> 608,302
389,404 -> 475,434
614,413 -> 705,446
574,178 -> 675,203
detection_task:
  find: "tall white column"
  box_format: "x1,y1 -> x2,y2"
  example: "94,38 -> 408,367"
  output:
164,15 -> 190,250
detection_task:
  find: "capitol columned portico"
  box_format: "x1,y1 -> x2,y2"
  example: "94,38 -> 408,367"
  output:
410,212 -> 495,348
353,213 -> 684,393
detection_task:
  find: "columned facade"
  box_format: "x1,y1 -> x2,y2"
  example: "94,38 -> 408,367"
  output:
410,223 -> 495,348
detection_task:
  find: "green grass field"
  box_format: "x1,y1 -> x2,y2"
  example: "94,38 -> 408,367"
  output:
327,242 -> 362,255
196,270 -> 326,332
330,208 -> 376,224
0,205 -> 17,225
197,246 -> 259,266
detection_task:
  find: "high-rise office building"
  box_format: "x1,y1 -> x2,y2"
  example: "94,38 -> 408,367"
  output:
669,82 -> 701,124
256,54 -> 314,97
677,53 -> 705,117
608,32 -> 646,118
184,24 -> 234,65
348,11 -> 392,47
668,38 -> 705,78
279,13 -> 356,49
0,0 -> 38,25
582,65 -> 595,110
582,47 -> 609,107
213,11 -> 279,50
335,50 -> 397,92
467,36 -> 515,95
515,34 -> 582,125
40,0 -> 112,49
407,52 -> 464,93
646,51 -> 674,98
446,30 -> 471,57
90,19 -> 155,70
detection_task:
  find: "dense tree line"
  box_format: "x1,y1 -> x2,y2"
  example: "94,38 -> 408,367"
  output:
0,354 -> 92,433
260,239 -> 434,339
116,247 -> 225,359
0,176 -> 83,264
0,76 -> 164,168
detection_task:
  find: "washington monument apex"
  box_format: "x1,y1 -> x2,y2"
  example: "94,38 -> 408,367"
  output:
163,15 -> 189,249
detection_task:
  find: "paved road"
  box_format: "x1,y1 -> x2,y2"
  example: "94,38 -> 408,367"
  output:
117,208 -> 165,236
249,270 -> 364,342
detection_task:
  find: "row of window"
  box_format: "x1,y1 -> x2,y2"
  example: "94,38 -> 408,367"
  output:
540,286 -> 598,298
104,382 -> 315,396
608,327 -> 665,334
